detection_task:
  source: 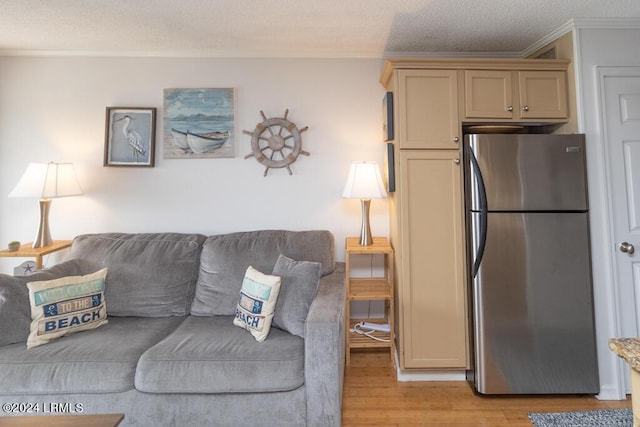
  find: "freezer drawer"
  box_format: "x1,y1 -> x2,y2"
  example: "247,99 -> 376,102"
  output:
472,212 -> 599,394
466,134 -> 588,212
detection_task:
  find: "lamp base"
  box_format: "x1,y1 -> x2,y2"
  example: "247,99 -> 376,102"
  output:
33,198 -> 52,248
359,199 -> 373,246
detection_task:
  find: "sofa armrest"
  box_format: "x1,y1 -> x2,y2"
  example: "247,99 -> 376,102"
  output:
304,262 -> 345,427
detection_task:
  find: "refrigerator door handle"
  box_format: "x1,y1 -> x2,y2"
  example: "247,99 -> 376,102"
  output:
469,147 -> 488,278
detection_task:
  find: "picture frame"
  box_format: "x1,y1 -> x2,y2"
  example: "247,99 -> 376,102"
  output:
104,107 -> 156,167
383,92 -> 394,141
386,142 -> 395,193
163,88 -> 235,159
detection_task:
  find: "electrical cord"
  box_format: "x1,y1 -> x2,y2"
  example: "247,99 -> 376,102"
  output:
349,322 -> 391,343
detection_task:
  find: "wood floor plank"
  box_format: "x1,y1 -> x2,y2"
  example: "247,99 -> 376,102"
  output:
342,349 -> 632,426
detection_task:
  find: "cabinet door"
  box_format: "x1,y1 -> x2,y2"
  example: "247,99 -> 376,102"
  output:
397,150 -> 468,369
464,70 -> 513,119
518,71 -> 568,119
397,70 -> 460,149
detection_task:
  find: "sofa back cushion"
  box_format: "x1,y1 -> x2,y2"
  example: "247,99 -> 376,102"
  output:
191,230 -> 335,316
71,233 -> 206,317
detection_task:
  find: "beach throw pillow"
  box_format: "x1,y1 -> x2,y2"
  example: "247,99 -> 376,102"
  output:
27,269 -> 108,349
233,266 -> 281,342
272,254 -> 321,338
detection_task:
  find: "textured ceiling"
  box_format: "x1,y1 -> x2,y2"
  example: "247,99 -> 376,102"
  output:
1,0 -> 640,57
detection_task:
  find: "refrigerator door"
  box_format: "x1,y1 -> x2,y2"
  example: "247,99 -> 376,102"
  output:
473,211 -> 599,394
466,134 -> 588,212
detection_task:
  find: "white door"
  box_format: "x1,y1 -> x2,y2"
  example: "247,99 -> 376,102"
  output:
601,69 -> 640,347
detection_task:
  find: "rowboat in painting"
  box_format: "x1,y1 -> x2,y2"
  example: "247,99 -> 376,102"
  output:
171,128 -> 190,151
171,128 -> 230,153
187,131 -> 230,154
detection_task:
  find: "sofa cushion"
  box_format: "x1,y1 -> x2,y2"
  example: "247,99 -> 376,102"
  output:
0,259 -> 97,347
0,316 -> 185,394
70,233 -> 206,317
26,269 -> 109,349
272,254 -> 321,338
233,266 -> 281,342
191,230 -> 335,316
135,315 -> 304,394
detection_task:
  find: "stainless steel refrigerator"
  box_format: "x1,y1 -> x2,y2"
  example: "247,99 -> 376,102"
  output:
464,133 -> 599,395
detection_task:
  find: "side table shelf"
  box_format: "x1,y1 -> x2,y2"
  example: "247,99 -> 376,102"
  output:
0,240 -> 72,270
345,236 -> 394,365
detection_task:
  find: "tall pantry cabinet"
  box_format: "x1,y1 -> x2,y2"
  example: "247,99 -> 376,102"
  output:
382,64 -> 468,369
380,58 -> 570,371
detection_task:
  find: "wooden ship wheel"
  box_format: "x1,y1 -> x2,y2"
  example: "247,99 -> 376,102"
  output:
243,109 -> 309,176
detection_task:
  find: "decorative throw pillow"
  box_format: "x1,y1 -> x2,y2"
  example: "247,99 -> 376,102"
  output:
271,254 -> 322,338
233,266 -> 281,342
26,268 -> 108,349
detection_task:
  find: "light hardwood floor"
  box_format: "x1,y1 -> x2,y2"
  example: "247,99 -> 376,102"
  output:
342,349 -> 632,426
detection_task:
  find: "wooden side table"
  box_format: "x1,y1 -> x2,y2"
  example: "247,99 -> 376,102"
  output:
0,413 -> 124,426
345,236 -> 394,365
0,240 -> 72,270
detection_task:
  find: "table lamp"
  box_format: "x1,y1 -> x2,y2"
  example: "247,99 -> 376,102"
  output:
8,162 -> 83,248
342,161 -> 387,246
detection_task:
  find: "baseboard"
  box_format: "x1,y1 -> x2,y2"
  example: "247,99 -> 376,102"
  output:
396,368 -> 467,382
393,348 -> 467,382
596,384 -> 629,401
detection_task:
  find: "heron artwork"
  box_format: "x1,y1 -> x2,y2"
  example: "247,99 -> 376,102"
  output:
114,115 -> 146,162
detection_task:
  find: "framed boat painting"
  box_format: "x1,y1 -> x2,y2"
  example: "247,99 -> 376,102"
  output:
104,107 -> 156,167
163,88 -> 235,159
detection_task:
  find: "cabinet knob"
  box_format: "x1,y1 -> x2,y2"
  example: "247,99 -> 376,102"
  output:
454,158 -> 460,164
507,105 -> 513,112
452,136 -> 460,143
522,105 -> 529,112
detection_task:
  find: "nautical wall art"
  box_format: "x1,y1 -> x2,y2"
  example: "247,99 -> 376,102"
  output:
243,109 -> 309,176
163,88 -> 235,159
104,107 -> 156,167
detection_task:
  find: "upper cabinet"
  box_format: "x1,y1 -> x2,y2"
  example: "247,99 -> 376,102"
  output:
464,69 -> 568,121
381,58 -> 571,126
464,70 -> 513,119
397,69 -> 460,149
517,71 -> 568,119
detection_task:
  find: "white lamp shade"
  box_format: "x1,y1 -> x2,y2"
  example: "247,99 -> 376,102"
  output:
342,161 -> 387,199
9,162 -> 83,199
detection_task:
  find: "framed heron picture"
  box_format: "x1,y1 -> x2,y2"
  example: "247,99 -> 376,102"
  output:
104,107 -> 157,167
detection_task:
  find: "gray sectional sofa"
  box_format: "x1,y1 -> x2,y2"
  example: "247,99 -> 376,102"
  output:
0,230 -> 346,426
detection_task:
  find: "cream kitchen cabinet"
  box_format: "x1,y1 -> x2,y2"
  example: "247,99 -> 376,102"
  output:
380,57 -> 571,371
394,150 -> 468,369
464,69 -> 568,121
396,69 -> 461,149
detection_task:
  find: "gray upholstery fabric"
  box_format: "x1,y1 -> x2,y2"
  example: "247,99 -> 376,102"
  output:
191,230 -> 335,316
272,254 -> 321,338
0,387 -> 307,427
0,317 -> 185,394
305,263 -> 346,427
136,315 -> 304,393
0,230 -> 345,426
0,259 -> 93,347
71,233 -> 206,317
0,275 -> 30,347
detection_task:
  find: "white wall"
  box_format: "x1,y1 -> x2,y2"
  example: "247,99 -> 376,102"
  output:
573,22 -> 640,399
0,57 -> 390,273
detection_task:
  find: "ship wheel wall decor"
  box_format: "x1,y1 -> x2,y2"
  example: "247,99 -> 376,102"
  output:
243,109 -> 309,176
